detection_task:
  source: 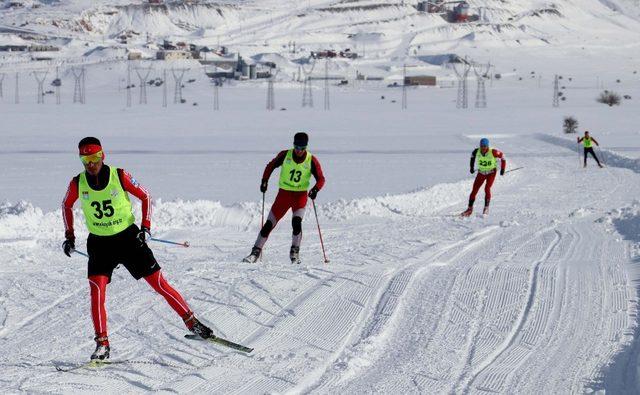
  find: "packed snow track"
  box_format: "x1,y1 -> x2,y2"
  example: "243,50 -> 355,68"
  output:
0,134 -> 639,393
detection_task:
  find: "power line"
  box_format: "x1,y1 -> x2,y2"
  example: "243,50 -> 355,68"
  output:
172,68 -> 188,104
71,66 -> 85,104
266,67 -> 278,111
14,72 -> 19,104
301,58 -> 316,108
163,69 -> 167,108
32,70 -> 48,104
135,65 -> 153,105
452,60 -> 471,109
472,62 -> 490,108
402,64 -> 407,110
553,74 -> 560,107
55,66 -> 61,105
126,61 -> 132,107
324,59 -> 330,111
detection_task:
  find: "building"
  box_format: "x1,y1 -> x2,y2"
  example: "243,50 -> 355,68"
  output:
404,75 -> 437,86
453,2 -> 470,22
156,50 -> 194,60
29,44 -> 60,52
128,50 -> 143,60
0,44 -> 29,52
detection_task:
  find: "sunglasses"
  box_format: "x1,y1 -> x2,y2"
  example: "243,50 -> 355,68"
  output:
80,151 -> 104,164
293,145 -> 307,151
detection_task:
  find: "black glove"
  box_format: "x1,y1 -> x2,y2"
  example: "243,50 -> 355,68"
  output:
62,238 -> 75,257
470,168 -> 475,174
137,226 -> 151,246
260,180 -> 268,193
308,187 -> 319,200
500,168 -> 505,176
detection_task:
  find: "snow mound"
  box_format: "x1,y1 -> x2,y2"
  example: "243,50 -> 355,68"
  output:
321,179 -> 471,221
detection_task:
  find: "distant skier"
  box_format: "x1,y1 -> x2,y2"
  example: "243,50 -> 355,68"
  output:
62,137 -> 213,361
461,138 -> 506,217
243,132 -> 326,264
577,131 -> 603,168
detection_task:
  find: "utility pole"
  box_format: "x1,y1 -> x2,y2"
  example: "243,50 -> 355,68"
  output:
323,59 -> 330,110
135,65 -> 152,104
473,62 -> 490,108
301,58 -> 316,108
14,72 -> 19,104
553,74 -> 560,107
452,61 -> 471,109
402,64 -> 407,110
32,70 -> 48,104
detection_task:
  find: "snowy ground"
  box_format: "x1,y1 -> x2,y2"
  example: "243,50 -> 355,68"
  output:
1,58 -> 640,393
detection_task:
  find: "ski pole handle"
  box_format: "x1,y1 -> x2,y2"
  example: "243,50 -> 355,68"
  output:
150,237 -> 190,248
72,249 -> 89,258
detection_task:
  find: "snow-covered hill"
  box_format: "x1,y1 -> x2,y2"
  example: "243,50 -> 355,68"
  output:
2,0 -> 640,78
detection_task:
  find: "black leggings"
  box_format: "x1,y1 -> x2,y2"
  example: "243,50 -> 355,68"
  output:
584,147 -> 601,166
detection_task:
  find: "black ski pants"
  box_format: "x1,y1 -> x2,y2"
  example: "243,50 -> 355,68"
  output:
584,147 -> 601,166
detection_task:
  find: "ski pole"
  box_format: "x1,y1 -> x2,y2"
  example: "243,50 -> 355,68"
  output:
598,146 -> 607,167
72,249 -> 89,258
260,192 -> 265,262
505,166 -> 524,174
577,142 -> 584,168
149,237 -> 190,248
261,192 -> 265,228
312,199 -> 329,263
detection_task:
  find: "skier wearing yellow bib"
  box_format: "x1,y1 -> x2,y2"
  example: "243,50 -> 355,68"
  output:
461,138 -> 507,217
243,132 -> 326,264
61,137 -> 214,362
577,131 -> 603,168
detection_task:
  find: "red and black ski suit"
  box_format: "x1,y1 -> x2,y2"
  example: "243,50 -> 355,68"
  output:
254,150 -> 325,249
468,148 -> 506,208
62,165 -> 196,344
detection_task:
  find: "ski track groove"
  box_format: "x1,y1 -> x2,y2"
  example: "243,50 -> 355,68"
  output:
463,228 -> 563,393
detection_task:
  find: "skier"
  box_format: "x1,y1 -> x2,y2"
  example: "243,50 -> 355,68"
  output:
243,132 -> 325,264
577,131 -> 603,168
461,138 -> 506,217
62,137 -> 213,361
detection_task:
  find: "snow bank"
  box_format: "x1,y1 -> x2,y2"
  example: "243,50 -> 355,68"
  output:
321,179 -> 472,221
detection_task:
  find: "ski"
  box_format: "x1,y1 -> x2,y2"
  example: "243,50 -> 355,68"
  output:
54,360 -> 119,372
184,334 -> 254,353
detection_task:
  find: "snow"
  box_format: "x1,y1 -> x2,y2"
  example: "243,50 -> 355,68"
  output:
1,0 -> 640,393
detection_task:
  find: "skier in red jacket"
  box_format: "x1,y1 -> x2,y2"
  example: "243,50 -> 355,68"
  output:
62,137 -> 213,361
243,132 -> 325,264
461,138 -> 506,217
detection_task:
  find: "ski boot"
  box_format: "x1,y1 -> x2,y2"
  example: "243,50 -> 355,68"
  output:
290,246 -> 301,264
242,246 -> 261,263
184,313 -> 213,339
91,335 -> 110,361
483,206 -> 489,216
598,163 -> 604,168
460,207 -> 473,217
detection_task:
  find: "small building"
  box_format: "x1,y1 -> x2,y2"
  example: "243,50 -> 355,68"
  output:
404,75 -> 437,86
128,50 -> 143,60
0,44 -> 29,52
156,50 -> 193,60
453,2 -> 470,22
29,44 -> 60,52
